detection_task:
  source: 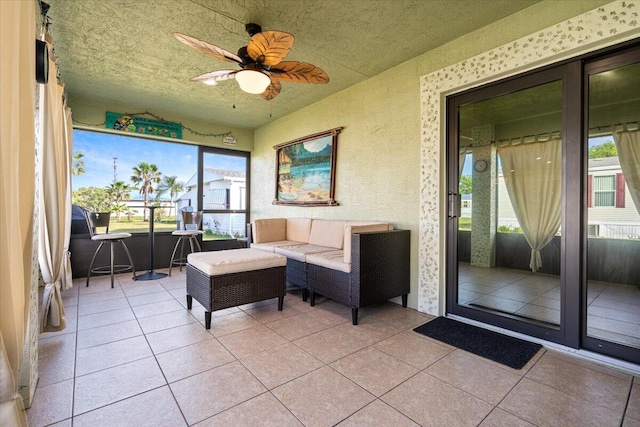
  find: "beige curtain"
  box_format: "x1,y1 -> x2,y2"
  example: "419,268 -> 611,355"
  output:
613,130 -> 640,215
499,139 -> 562,272
0,1 -> 35,425
39,51 -> 74,332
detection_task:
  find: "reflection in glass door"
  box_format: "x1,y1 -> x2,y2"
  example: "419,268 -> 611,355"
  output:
585,55 -> 640,358
448,43 -> 640,363
199,148 -> 250,247
453,77 -> 564,334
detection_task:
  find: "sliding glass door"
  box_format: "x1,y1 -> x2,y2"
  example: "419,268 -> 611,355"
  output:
447,42 -> 640,363
583,50 -> 640,361
448,67 -> 571,345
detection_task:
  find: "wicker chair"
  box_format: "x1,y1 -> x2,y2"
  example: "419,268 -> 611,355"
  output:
308,229 -> 410,325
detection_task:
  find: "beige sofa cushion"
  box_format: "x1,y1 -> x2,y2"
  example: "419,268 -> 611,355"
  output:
343,223 -> 393,264
187,249 -> 286,276
286,218 -> 312,243
306,250 -> 350,273
275,244 -> 335,262
250,241 -> 306,253
309,220 -> 347,249
253,218 -> 286,243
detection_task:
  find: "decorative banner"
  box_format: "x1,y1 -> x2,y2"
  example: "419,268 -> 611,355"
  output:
105,112 -> 182,139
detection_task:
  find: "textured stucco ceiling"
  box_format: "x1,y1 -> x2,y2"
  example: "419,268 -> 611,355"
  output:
48,0 -> 541,129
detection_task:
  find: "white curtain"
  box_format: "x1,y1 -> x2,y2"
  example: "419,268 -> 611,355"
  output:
499,139 -> 562,272
38,49 -> 74,332
0,1 -> 35,425
613,130 -> 640,215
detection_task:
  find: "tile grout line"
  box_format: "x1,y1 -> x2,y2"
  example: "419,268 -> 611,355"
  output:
124,274 -> 191,426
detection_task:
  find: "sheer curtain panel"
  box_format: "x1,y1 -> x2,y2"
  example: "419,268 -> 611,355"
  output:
498,139 -> 562,272
0,1 -> 35,425
613,130 -> 640,215
39,52 -> 73,332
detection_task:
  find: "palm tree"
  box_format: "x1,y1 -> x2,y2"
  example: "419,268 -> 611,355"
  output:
131,162 -> 162,221
159,175 -> 184,217
106,181 -> 132,220
72,151 -> 85,176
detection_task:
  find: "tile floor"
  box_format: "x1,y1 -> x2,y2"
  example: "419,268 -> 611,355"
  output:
459,263 -> 640,348
28,269 -> 640,426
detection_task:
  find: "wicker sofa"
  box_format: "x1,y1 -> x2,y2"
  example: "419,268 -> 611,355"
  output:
248,218 -> 410,324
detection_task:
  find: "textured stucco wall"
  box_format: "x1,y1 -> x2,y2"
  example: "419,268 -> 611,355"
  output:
419,0 -> 639,314
252,63 -> 421,306
251,0 -> 614,311
68,96 -> 255,152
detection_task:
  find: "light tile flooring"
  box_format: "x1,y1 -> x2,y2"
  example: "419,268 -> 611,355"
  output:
28,269 -> 640,426
459,263 -> 640,348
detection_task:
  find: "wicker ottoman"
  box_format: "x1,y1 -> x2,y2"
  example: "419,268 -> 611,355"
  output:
186,249 -> 287,329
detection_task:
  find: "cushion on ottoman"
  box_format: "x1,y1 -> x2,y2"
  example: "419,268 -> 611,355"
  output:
187,249 -> 286,276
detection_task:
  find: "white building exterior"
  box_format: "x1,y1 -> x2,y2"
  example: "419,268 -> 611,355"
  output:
493,156 -> 640,239
176,168 -> 246,237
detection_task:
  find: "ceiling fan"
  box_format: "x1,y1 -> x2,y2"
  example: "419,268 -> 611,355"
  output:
173,23 -> 329,100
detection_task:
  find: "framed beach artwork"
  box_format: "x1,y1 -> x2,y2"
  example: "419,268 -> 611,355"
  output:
273,127 -> 343,206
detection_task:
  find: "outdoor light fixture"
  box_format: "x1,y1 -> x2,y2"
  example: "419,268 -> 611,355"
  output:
234,69 -> 270,94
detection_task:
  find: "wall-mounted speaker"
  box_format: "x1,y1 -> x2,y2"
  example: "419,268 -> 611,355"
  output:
36,39 -> 48,84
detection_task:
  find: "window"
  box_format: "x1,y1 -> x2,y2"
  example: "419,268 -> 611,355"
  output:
200,148 -> 250,241
71,129 -> 250,241
593,175 -> 616,206
587,173 -> 626,209
72,129 -> 197,234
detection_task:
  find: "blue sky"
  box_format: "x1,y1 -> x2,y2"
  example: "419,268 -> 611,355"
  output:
72,130 -> 244,190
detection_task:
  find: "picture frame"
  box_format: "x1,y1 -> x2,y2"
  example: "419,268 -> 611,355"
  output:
273,127 -> 343,206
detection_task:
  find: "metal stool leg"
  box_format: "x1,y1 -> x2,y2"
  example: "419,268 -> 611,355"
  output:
178,237 -> 186,272
119,240 -> 137,280
169,238 -> 182,277
86,241 -> 105,287
109,241 -> 115,288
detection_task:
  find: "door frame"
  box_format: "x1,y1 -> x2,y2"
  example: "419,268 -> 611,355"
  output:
197,146 -> 251,251
446,64 -> 576,346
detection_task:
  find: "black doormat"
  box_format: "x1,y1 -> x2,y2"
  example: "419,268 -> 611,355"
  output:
413,317 -> 542,369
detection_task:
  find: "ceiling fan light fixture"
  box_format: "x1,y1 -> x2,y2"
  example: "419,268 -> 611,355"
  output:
235,69 -> 270,94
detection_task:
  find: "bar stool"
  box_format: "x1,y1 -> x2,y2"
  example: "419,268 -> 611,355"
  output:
85,211 -> 137,288
169,211 -> 203,276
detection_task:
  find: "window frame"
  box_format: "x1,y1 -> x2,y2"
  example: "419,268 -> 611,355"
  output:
197,145 -> 251,250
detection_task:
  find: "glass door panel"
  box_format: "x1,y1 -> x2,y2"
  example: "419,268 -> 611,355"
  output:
200,149 -> 249,245
455,79 -> 564,330
586,59 -> 640,353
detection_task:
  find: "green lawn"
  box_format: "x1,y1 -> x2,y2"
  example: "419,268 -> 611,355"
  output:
108,219 -> 238,240
107,218 -> 177,234
458,217 -> 472,231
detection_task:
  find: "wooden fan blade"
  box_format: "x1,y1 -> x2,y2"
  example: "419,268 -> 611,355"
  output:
247,31 -> 294,66
261,78 -> 282,100
190,70 -> 237,83
173,32 -> 242,64
270,61 -> 329,84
